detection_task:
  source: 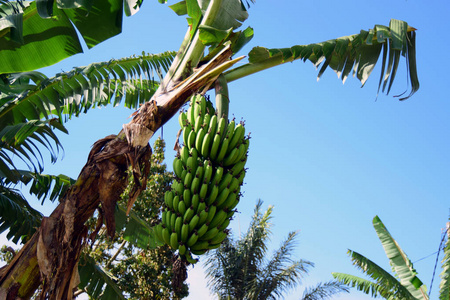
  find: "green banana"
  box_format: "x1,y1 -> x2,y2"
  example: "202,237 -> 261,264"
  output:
225,119 -> 236,141
194,115 -> 203,133
199,227 -> 219,241
181,223 -> 189,243
228,177 -> 240,194
229,159 -> 246,176
206,205 -> 217,225
196,223 -> 209,238
184,252 -> 198,264
194,165 -> 204,182
164,191 -> 174,210
178,200 -> 186,215
189,214 -> 200,233
183,172 -> 193,189
209,231 -> 227,245
209,133 -> 222,161
191,194 -> 200,210
218,173 -> 233,192
183,207 -> 195,223
195,127 -> 206,151
203,113 -> 211,130
173,157 -> 184,179
215,137 -> 229,162
190,241 -> 209,251
214,187 -> 230,207
170,212 -> 177,230
180,146 -> 189,166
179,243 -> 187,256
191,249 -> 207,255
187,232 -> 199,247
183,189 -> 191,207
208,243 -> 222,250
197,202 -> 207,215
201,129 -> 212,157
173,180 -> 183,195
223,146 -> 239,166
199,182 -> 208,200
187,104 -> 195,126
206,185 -> 219,205
178,110 -> 187,128
218,218 -> 230,231
173,196 -> 180,213
211,166 -> 224,186
209,115 -> 218,136
227,122 -> 245,152
170,232 -> 179,250
175,216 -> 183,236
164,211 -> 172,231
218,192 -> 237,210
203,160 -> 213,183
182,123 -> 192,147
187,129 -> 196,149
197,211 -> 209,229
216,117 -> 227,137
191,177 -> 201,194
208,209 -> 228,229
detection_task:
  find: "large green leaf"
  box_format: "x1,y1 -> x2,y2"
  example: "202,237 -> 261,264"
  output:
0,1 -> 83,74
78,252 -> 126,300
373,216 -> 429,299
332,273 -> 396,299
0,184 -> 43,243
440,225 -> 450,300
225,19 -> 419,100
115,204 -> 162,249
346,249 -> 415,299
0,0 -> 144,74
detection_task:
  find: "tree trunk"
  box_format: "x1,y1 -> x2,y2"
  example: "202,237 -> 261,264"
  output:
0,47 -> 239,299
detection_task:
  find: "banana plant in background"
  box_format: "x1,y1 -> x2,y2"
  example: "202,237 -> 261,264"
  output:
0,0 -> 420,298
332,216 -> 450,300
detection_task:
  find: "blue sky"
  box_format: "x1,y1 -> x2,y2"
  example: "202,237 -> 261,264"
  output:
2,0 -> 450,299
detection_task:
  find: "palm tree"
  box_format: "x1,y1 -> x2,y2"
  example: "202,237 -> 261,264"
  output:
0,0 -> 420,298
332,216 -> 450,300
204,199 -> 349,300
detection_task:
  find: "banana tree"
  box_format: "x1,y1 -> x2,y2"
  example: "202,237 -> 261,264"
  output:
332,216 -> 450,300
0,0 -> 420,299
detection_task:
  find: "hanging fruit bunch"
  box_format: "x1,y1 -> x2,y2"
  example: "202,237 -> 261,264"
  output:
154,93 -> 249,264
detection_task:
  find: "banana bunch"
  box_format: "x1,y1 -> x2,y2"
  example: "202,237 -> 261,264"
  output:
154,94 -> 249,264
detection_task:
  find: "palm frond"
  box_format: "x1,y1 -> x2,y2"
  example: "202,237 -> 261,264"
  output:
226,19 -> 419,100
373,216 -> 429,299
439,225 -> 450,300
348,249 -> 415,299
0,184 -> 43,243
78,252 -> 126,300
253,231 -> 313,299
301,281 -> 349,300
332,272 -> 397,299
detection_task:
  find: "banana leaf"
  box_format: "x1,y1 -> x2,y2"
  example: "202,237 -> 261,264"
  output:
373,216 -> 429,299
